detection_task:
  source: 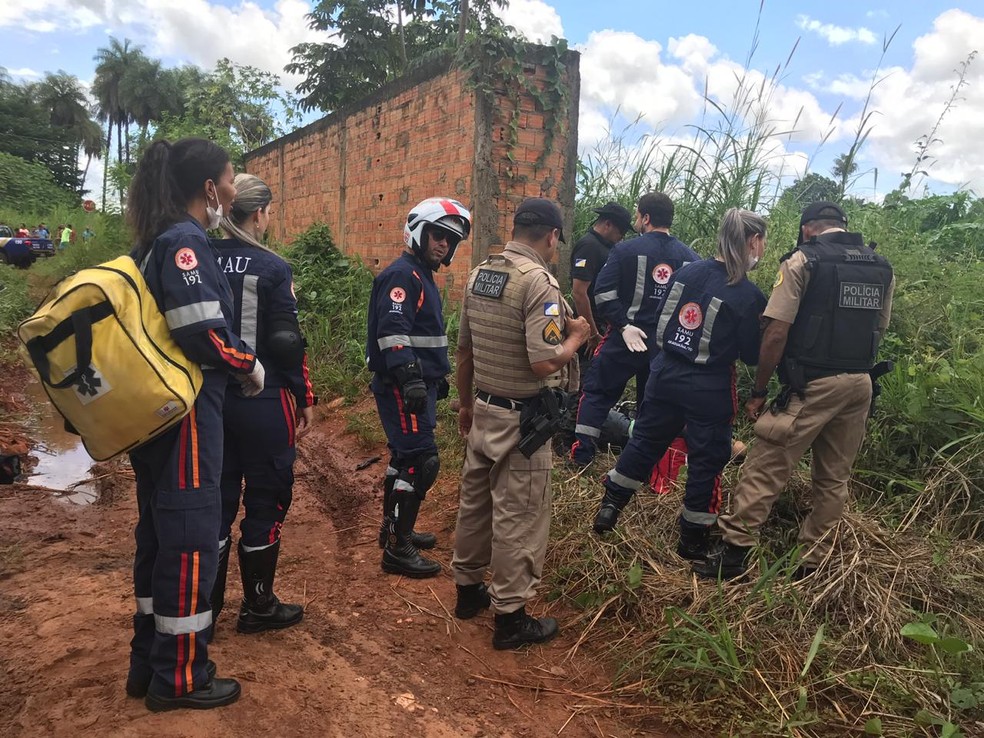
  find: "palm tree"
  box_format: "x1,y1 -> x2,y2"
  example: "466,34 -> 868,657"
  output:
36,71 -> 102,195
93,38 -> 141,207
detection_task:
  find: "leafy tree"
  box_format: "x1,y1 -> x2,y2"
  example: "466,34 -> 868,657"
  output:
287,0 -> 507,112
779,172 -> 841,208
93,37 -> 144,206
35,71 -> 103,196
0,151 -> 77,213
831,152 -> 859,197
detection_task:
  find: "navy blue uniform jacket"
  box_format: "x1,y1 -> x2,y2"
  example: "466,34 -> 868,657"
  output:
366,251 -> 450,381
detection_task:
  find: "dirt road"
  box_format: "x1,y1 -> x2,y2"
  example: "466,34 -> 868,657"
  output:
0,386 -> 665,737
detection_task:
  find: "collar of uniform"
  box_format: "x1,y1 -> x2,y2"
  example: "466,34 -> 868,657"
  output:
588,228 -> 614,248
181,214 -> 208,237
402,250 -> 435,275
810,230 -> 864,246
503,240 -> 549,269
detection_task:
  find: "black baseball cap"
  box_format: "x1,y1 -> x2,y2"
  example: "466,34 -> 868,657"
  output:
514,198 -> 566,243
592,201 -> 635,233
798,201 -> 848,245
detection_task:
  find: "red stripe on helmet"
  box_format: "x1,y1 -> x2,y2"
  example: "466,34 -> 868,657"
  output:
439,199 -> 459,216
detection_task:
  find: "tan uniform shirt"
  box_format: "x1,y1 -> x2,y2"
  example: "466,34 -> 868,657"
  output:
459,241 -> 578,398
765,248 -> 894,334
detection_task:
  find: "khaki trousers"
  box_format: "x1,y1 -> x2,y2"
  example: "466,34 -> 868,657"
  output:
718,373 -> 872,565
452,399 -> 552,615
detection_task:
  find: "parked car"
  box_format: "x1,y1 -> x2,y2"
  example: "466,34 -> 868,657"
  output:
0,224 -> 54,266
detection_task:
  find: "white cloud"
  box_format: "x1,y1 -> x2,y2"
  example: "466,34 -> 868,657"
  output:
497,0 -> 564,44
6,67 -> 42,79
0,0 -> 102,33
796,15 -> 877,46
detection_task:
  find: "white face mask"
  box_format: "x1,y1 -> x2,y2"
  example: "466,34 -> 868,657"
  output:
747,253 -> 760,270
206,189 -> 223,229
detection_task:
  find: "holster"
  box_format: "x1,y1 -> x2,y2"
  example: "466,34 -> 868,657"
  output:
517,387 -> 568,458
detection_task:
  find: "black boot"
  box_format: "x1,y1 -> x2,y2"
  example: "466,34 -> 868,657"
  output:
145,675 -> 241,712
691,541 -> 752,581
236,539 -> 304,634
455,582 -> 491,619
378,472 -> 437,550
592,503 -> 621,534
676,519 -> 711,561
492,606 -> 559,650
381,491 -> 440,578
127,661 -> 216,699
207,539 -> 231,643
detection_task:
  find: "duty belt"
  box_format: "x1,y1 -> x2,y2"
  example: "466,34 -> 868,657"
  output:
476,389 -> 529,411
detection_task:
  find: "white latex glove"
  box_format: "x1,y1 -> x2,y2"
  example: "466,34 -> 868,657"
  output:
620,324 -> 648,353
238,358 -> 265,397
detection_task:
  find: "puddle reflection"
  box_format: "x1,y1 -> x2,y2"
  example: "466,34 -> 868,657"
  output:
20,380 -> 98,504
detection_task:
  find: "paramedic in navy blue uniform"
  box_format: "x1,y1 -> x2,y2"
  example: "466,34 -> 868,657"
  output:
569,201 -> 634,371
125,139 -> 264,711
570,192 -> 699,465
592,209 -> 768,561
209,173 -> 315,639
367,197 -> 472,579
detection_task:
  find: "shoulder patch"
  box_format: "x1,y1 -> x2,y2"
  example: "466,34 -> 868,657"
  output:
574,258 -> 587,268
542,320 -> 563,345
543,302 -> 560,316
773,270 -> 784,288
389,286 -> 407,303
471,268 -> 509,298
175,247 -> 199,271
679,302 -> 703,330
652,263 -> 672,285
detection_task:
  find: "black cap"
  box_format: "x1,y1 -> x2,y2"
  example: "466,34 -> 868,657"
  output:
592,201 -> 635,233
797,201 -> 848,245
514,197 -> 566,243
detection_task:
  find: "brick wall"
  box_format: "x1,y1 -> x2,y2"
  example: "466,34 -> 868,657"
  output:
245,48 -> 580,297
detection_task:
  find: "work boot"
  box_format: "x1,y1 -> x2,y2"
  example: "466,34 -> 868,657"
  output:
236,540 -> 304,634
378,473 -> 436,550
492,607 -> 559,650
126,661 -> 216,699
455,582 -> 491,619
592,503 -> 621,535
145,676 -> 241,712
381,489 -> 441,578
207,538 -> 232,643
691,541 -> 752,581
676,519 -> 711,562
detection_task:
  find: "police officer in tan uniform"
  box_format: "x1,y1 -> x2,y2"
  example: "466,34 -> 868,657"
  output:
452,198 -> 589,649
695,202 -> 894,581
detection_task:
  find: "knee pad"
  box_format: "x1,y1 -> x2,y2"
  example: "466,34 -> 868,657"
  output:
393,453 -> 440,500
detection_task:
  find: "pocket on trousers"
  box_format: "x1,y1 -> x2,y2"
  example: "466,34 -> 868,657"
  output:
503,449 -> 551,514
754,400 -> 804,447
156,487 -> 220,549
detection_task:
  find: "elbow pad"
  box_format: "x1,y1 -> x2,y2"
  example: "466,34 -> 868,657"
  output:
265,312 -> 306,369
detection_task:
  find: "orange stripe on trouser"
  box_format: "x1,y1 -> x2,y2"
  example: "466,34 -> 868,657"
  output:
189,407 -> 200,488
185,551 -> 199,690
175,552 -> 188,695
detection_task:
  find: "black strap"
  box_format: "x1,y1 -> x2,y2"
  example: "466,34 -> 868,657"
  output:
27,301 -> 113,388
476,389 -> 527,411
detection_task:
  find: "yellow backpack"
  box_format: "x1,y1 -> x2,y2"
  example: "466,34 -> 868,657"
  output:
17,255 -> 203,461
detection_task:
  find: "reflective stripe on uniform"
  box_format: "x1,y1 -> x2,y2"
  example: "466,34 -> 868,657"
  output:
695,297 -> 723,365
575,423 -> 602,438
241,540 -> 277,552
626,255 -> 647,322
377,334 -> 449,350
655,282 -> 686,349
385,465 -> 399,478
394,479 -> 415,493
154,610 -> 212,635
239,274 -> 260,349
682,508 -> 718,525
165,300 -> 224,331
595,289 -> 619,305
607,468 -> 644,490
136,596 -> 154,615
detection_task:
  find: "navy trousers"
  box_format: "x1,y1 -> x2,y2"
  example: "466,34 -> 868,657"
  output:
572,330 -> 651,464
220,389 -> 297,549
371,375 -> 439,467
130,371 -> 224,697
604,355 -> 736,524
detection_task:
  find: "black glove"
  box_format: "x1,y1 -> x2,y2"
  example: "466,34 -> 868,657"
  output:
392,362 -> 428,414
437,377 -> 450,401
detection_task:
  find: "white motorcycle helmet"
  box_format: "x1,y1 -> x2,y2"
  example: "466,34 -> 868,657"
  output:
403,197 -> 472,266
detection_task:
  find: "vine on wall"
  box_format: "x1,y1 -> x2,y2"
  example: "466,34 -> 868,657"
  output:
455,31 -> 572,171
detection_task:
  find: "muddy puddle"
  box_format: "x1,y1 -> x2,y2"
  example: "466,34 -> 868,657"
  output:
19,380 -> 98,504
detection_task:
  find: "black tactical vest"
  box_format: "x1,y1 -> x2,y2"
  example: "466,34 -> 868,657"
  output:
783,231 -> 893,373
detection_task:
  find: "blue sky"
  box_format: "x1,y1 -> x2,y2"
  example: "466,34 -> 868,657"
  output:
1,1 -> 982,195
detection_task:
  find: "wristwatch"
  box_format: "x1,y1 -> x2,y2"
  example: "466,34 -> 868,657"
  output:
750,387 -> 769,399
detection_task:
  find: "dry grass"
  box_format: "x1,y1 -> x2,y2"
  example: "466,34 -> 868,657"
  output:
546,462 -> 984,737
